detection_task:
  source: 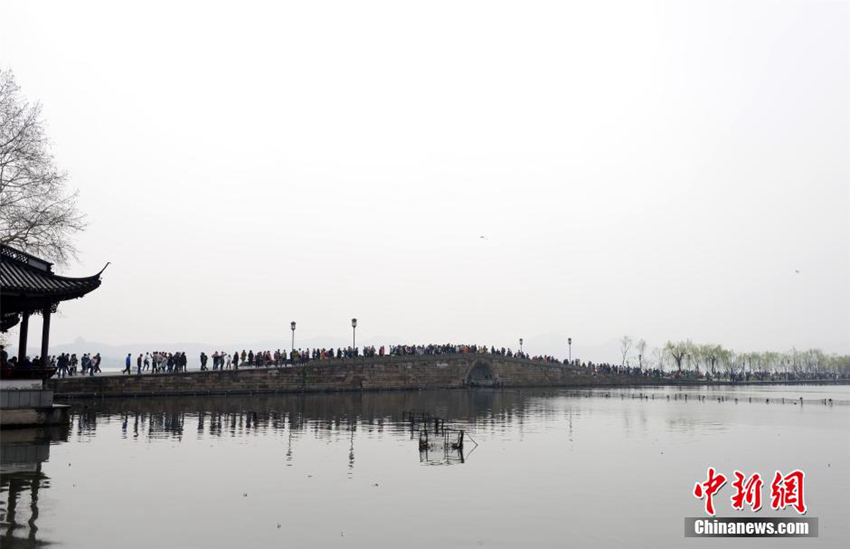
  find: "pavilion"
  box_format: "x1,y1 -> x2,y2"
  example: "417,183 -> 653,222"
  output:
0,244 -> 105,363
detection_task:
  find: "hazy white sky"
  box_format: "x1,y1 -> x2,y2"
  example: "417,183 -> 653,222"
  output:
1,0 -> 848,359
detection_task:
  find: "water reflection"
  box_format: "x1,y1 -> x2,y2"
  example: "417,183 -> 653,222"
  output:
1,425 -> 69,548
3,386 -> 847,548
63,386 -> 850,451
69,391 -> 530,442
66,391 -> 549,472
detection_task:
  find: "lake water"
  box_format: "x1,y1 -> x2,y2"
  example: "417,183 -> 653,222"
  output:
2,385 -> 848,548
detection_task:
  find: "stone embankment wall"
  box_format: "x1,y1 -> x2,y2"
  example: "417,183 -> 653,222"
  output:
47,354 -> 677,399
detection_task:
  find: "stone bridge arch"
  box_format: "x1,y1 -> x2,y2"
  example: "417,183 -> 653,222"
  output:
465,359 -> 497,387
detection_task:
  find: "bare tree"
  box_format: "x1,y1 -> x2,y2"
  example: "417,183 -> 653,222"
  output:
651,347 -> 665,371
0,70 -> 84,263
635,339 -> 647,369
619,335 -> 633,366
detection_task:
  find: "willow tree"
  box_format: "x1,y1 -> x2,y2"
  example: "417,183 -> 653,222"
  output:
664,340 -> 691,372
0,70 -> 84,263
701,344 -> 724,375
719,348 -> 738,378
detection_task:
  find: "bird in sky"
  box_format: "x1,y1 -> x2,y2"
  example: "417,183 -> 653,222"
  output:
479,235 -> 487,240
795,269 -> 800,274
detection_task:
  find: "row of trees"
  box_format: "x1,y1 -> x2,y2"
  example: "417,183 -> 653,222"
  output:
618,336 -> 850,377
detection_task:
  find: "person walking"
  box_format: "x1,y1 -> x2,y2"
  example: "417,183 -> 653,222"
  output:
57,353 -> 68,378
123,353 -> 132,375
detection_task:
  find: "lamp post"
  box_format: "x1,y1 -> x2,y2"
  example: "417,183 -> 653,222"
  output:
290,321 -> 296,352
568,337 -> 572,362
351,318 -> 357,350
519,338 -> 524,355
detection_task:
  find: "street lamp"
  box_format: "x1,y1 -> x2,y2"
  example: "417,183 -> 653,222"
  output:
519,338 -> 524,354
290,321 -> 296,352
351,318 -> 357,349
568,337 -> 572,362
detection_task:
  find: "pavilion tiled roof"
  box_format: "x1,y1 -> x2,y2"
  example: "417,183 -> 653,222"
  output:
0,244 -> 102,302
1,244 -> 105,335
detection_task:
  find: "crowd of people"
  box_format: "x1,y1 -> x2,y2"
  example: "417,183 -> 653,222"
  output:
123,352 -> 189,375
117,344 -> 547,374
3,342 -> 846,382
578,361 -> 669,379
106,344 -> 561,375
198,349 -> 287,370
385,343 -> 562,363
0,350 -> 105,377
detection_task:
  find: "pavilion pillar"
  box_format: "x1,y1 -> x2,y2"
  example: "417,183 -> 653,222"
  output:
18,312 -> 30,362
40,307 -> 52,367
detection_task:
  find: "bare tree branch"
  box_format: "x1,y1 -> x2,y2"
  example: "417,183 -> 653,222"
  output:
0,69 -> 85,263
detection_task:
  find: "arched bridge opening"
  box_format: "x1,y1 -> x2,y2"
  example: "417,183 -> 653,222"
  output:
466,360 -> 497,388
